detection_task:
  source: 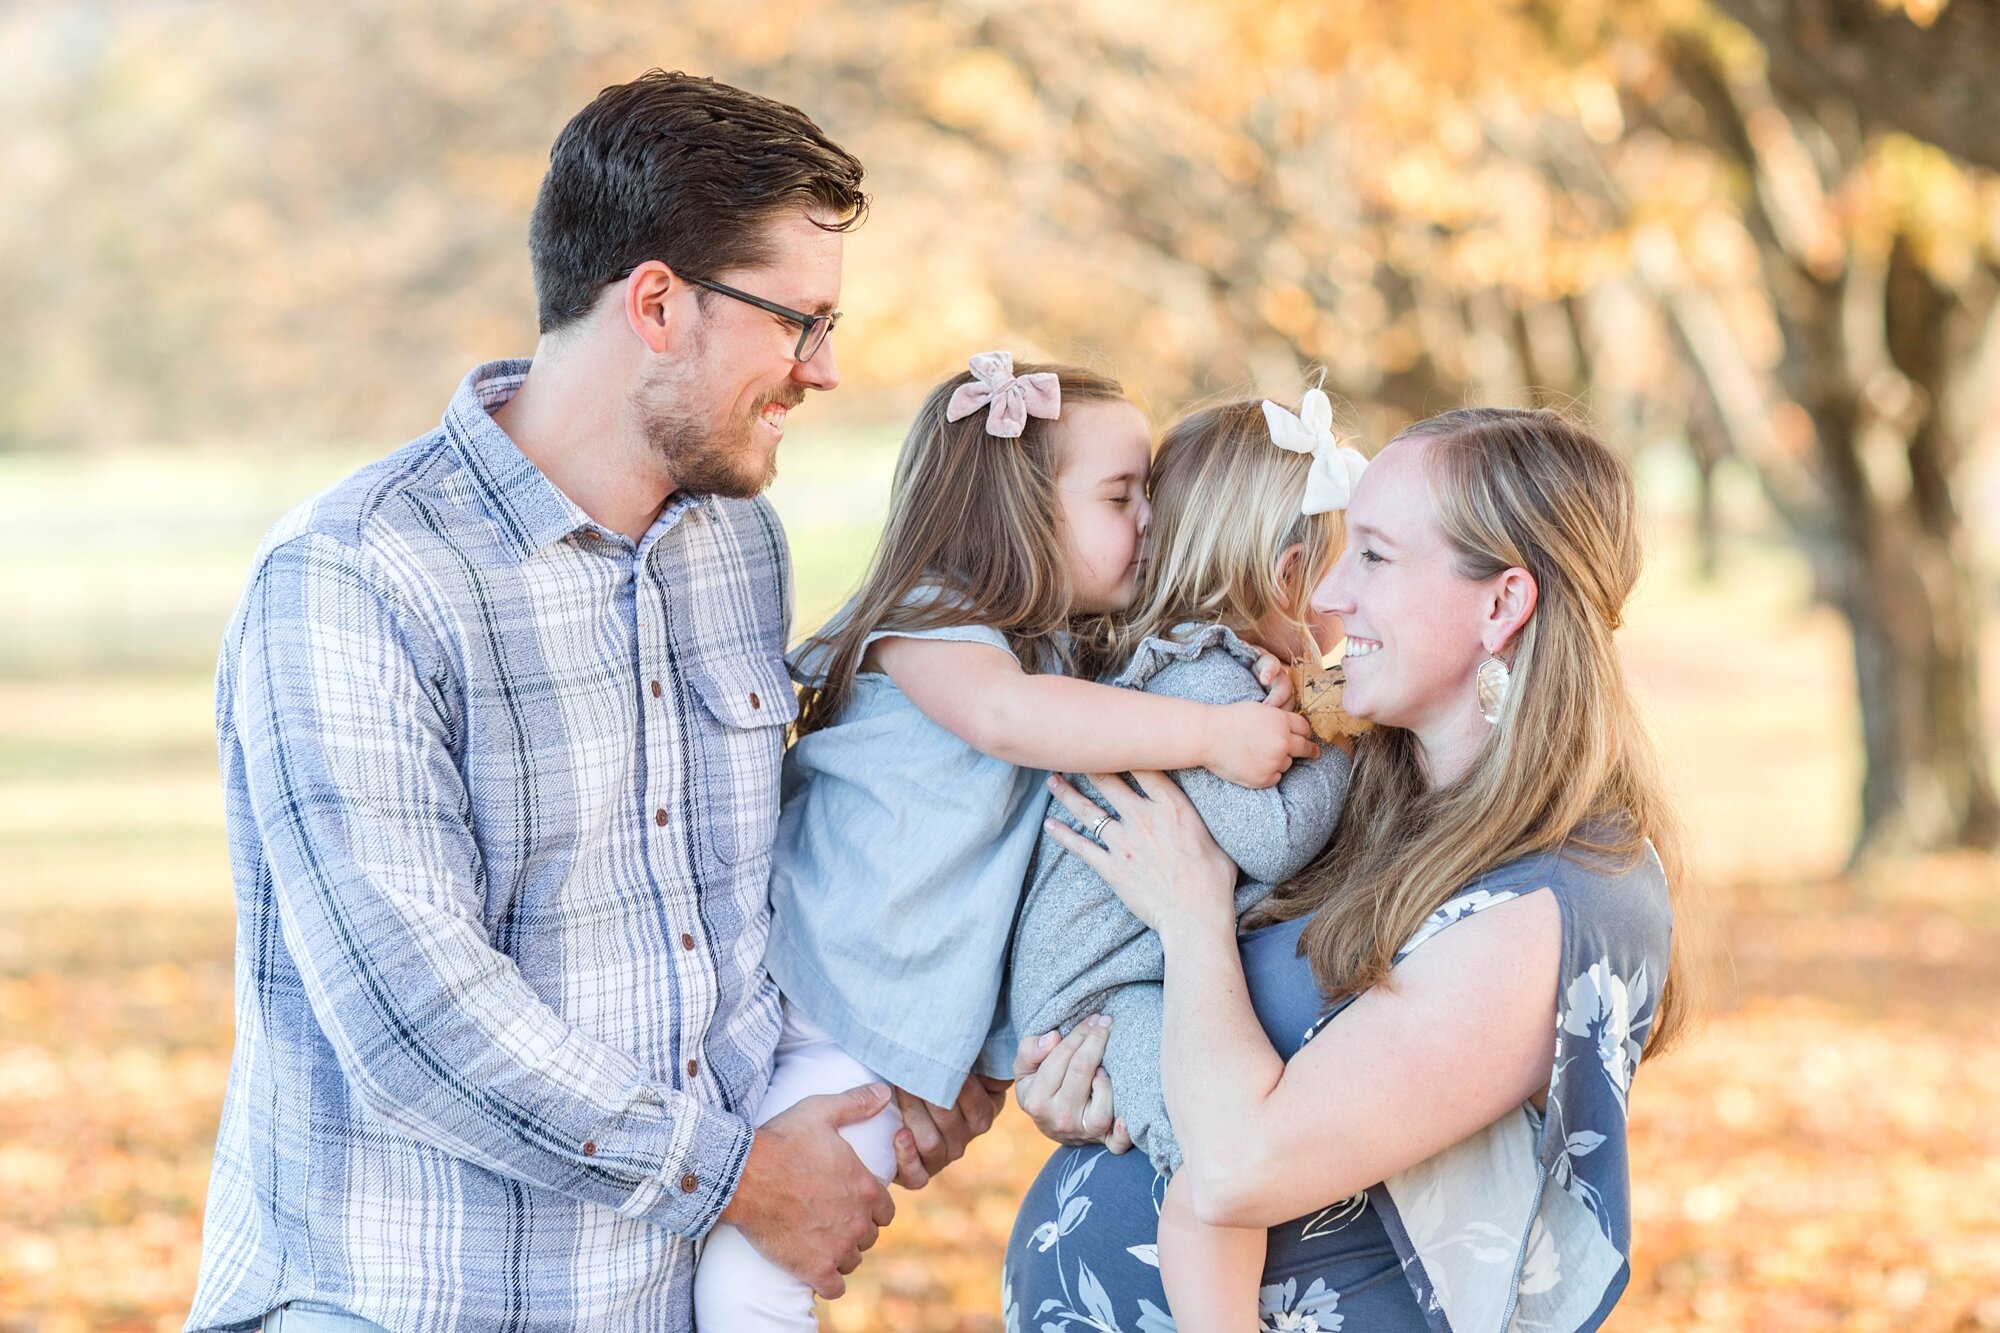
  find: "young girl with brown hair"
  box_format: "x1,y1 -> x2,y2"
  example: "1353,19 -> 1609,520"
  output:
693,355 -> 1318,1331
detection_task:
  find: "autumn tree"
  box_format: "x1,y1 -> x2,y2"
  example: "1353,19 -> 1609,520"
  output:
5,0 -> 1995,856
772,0 -> 2000,860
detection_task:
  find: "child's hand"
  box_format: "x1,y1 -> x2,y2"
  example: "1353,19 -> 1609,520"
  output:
1250,650 -> 1296,710
1203,701 -> 1318,789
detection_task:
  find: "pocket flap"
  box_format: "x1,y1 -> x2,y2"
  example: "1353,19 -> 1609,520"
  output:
687,655 -> 799,729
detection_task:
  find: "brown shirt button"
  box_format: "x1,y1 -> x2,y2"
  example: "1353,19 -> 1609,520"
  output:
654,809 -> 667,827
680,932 -> 695,951
581,1140 -> 597,1157
749,691 -> 761,710
686,1058 -> 699,1077
650,680 -> 662,698
680,1172 -> 700,1194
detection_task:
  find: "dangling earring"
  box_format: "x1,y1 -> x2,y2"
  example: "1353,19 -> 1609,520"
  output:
1476,654 -> 1512,726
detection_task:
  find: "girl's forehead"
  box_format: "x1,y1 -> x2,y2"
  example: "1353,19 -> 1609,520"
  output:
1055,399 -> 1151,477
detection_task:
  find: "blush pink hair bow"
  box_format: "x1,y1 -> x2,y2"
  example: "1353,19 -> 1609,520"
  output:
944,351 -> 1061,438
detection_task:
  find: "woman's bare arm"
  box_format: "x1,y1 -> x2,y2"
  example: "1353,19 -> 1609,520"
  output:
1042,771 -> 1560,1228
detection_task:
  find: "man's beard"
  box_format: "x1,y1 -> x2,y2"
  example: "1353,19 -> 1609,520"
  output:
634,363 -> 801,500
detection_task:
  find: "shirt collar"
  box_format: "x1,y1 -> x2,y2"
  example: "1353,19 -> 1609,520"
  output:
441,359 -> 598,562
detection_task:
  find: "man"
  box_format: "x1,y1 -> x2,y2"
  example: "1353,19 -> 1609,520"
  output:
188,71 -> 999,1333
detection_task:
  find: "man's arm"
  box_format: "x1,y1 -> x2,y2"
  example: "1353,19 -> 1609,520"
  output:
236,534 -> 796,1238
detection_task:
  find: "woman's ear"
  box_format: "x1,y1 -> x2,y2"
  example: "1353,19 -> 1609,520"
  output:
1272,542 -> 1307,611
1483,567 -> 1539,657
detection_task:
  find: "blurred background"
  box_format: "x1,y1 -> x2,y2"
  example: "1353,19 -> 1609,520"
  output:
3,0 -> 1998,1328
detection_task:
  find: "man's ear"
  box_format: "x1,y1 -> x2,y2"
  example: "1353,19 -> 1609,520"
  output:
621,260 -> 686,355
1483,566 -> 1538,657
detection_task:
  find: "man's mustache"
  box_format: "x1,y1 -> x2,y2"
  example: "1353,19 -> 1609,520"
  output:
754,388 -> 807,413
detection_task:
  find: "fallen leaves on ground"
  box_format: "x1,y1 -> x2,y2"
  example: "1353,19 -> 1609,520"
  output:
2,869 -> 1996,1332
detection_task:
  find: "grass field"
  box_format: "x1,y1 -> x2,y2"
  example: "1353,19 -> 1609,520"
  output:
2,429 -> 1997,1332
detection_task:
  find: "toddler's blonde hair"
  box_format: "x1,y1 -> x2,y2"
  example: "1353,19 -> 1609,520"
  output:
1109,398 -> 1346,668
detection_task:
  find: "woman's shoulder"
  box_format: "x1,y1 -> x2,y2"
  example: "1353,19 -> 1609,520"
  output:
1403,835 -> 1671,963
1108,621 -> 1262,699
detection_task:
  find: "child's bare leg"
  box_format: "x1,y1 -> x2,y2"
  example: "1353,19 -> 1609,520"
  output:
1159,1170 -> 1266,1333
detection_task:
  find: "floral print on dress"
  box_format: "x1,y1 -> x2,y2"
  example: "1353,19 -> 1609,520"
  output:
1005,841 -> 1673,1333
1560,959 -> 1651,1114
1008,1147 -> 1182,1333
1260,1276 -> 1344,1330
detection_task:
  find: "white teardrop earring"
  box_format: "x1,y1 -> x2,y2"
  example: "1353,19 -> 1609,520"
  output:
1476,654 -> 1512,726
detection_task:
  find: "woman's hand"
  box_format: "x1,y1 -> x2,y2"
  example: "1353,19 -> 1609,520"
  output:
1042,771 -> 1240,937
1011,1018 -> 1132,1153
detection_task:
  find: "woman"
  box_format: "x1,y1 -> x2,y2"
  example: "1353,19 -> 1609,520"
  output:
1005,407 -> 1692,1333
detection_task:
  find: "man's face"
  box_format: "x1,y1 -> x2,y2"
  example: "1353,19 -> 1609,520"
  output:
635,210 -> 844,498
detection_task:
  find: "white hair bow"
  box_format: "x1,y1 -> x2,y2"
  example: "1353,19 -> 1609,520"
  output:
1261,388 -> 1368,514
944,351 -> 1061,439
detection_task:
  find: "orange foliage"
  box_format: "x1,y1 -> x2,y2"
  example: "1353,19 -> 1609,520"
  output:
4,877 -> 1997,1331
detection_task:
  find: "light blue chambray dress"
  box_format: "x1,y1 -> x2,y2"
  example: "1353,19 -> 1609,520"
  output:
1005,838 -> 1674,1333
764,596 -> 1052,1105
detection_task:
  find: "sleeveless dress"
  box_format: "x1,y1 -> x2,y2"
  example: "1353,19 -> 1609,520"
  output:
1003,842 -> 1673,1333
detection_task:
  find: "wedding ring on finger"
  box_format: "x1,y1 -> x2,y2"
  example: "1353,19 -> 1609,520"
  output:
1089,812 -> 1113,842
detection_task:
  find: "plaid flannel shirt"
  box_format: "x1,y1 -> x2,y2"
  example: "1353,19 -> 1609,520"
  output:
188,361 -> 795,1332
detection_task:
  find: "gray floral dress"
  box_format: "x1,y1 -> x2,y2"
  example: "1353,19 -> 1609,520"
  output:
1003,840 -> 1674,1333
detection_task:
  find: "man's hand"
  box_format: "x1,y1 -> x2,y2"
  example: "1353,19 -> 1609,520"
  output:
890,1074 -> 1009,1190
718,1084 -> 897,1299
1012,1016 -> 1133,1152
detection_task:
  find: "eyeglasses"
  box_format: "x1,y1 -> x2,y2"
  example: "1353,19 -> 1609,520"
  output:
683,275 -> 840,363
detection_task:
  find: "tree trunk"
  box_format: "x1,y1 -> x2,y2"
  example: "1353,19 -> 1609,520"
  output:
1652,33 -> 2000,859
1708,0 -> 2000,173
1809,238 -> 2000,858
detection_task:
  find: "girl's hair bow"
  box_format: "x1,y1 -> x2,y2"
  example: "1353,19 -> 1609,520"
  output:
944,351 -> 1062,439
1261,387 -> 1368,514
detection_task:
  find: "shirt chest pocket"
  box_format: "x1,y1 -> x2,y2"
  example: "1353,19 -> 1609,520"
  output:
687,655 -> 799,867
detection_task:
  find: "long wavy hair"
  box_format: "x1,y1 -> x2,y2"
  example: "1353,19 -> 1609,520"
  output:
1108,399 -> 1345,667
1250,407 -> 1696,1058
794,361 -> 1129,737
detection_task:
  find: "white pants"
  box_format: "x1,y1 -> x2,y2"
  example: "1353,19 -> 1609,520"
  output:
693,1000 -> 902,1332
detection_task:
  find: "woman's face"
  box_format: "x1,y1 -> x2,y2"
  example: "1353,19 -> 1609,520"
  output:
1308,437 -> 1495,738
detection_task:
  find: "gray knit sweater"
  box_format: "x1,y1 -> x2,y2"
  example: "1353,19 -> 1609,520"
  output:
1000,623 -> 1350,1174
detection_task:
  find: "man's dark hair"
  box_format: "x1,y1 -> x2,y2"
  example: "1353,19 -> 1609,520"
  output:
528,70 -> 867,334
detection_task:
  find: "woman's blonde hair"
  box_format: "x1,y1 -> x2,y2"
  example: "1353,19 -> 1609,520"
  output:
1252,406 -> 1696,1058
795,361 -> 1129,737
1110,399 -> 1345,666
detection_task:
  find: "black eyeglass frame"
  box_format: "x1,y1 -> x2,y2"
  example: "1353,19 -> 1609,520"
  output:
682,274 -> 840,363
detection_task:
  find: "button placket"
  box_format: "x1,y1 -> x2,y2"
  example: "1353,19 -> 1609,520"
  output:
638,544 -> 718,1052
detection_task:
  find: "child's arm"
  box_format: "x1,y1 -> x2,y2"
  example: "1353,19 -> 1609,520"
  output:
1141,653 -> 1352,886
1159,1170 -> 1266,1333
872,636 -> 1315,789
